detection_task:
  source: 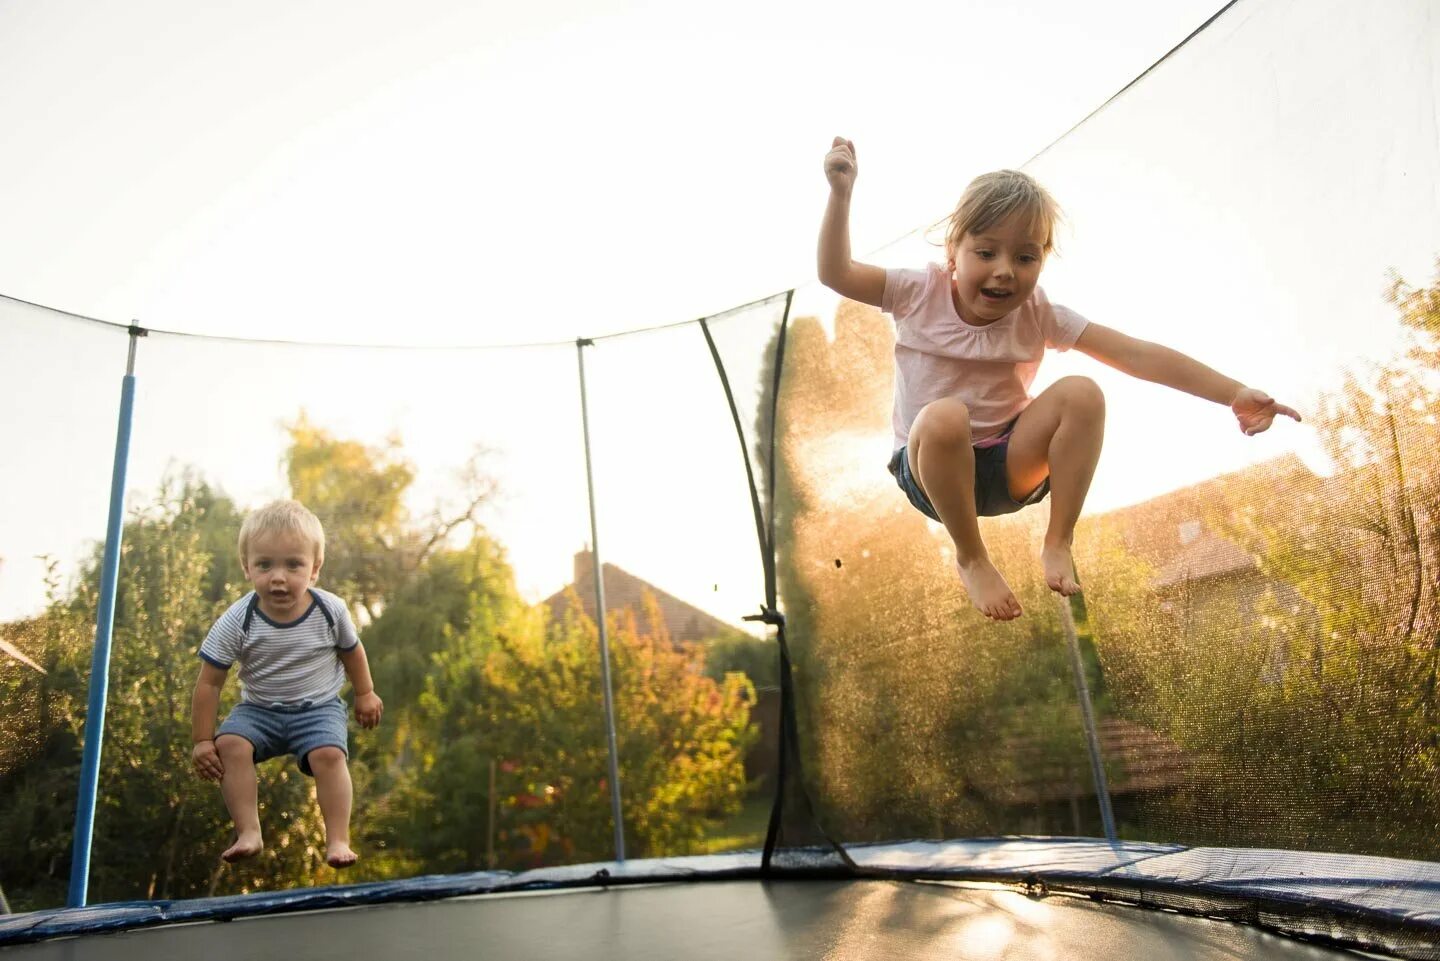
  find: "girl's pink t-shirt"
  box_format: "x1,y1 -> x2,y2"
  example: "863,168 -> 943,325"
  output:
883,263 -> 1089,450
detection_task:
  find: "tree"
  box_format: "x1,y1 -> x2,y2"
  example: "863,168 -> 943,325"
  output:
284,417 -> 496,627
284,415 -> 417,622
1061,262 -> 1440,857
0,478 -> 337,907
381,570 -> 756,872
0,567 -> 92,909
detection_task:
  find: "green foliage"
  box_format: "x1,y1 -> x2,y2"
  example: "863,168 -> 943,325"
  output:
0,479 -> 339,907
768,265 -> 1440,855
285,415 -> 416,620
701,633 -> 778,690
0,585 -> 90,908
1067,264 -> 1440,855
380,586 -> 755,871
2,421 -> 760,909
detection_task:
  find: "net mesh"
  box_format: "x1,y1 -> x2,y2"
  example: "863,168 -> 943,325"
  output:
1,0 -> 1438,952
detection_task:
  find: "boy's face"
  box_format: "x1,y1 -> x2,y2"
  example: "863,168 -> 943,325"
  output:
948,213 -> 1047,325
242,530 -> 322,621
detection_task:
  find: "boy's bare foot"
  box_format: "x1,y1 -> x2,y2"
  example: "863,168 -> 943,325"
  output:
956,557 -> 1022,620
222,832 -> 263,863
326,842 -> 359,868
1042,543 -> 1082,596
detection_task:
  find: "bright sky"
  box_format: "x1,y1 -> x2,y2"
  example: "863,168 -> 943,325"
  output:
0,0 -> 1227,342
2,0 -> 1436,626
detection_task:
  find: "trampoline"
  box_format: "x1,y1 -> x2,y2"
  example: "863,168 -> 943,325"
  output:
3,0 -> 1440,958
3,842 -> 1439,957
0,876 -> 1414,961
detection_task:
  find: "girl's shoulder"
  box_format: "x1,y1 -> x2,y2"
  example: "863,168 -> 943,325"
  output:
884,262 -> 948,316
1024,284 -> 1052,308
1016,285 -> 1060,322
1021,286 -> 1090,348
888,262 -> 945,291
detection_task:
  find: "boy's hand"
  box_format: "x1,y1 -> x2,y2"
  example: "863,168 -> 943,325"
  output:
355,690 -> 384,729
1232,387 -> 1302,436
824,137 -> 857,195
192,740 -> 224,781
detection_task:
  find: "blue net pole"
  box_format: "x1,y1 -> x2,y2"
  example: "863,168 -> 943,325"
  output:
67,322 -> 144,907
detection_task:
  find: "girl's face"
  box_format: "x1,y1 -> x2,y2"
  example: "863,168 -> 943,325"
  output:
947,213 -> 1048,325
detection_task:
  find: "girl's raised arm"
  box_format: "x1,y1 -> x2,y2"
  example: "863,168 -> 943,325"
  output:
818,137 -> 886,307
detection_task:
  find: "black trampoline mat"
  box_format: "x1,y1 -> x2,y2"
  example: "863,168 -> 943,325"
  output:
0,880 -> 1364,960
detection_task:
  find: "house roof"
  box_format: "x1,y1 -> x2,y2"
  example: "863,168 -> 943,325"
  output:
968,718 -> 1192,805
1152,532 -> 1259,587
542,551 -> 740,644
1077,452 -> 1334,592
971,454 -> 1324,807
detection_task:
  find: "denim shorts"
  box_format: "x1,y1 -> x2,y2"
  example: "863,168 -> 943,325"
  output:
888,433 -> 1050,521
216,698 -> 349,777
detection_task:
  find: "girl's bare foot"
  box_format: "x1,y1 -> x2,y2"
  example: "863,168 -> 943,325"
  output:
326,842 -> 359,868
222,831 -> 263,863
1042,543 -> 1082,596
956,557 -> 1022,620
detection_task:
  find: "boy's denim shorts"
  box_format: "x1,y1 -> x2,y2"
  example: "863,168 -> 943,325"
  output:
888,432 -> 1050,521
216,698 -> 349,777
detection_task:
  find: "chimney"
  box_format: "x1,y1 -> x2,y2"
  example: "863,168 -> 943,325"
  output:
574,547 -> 595,586
1178,520 -> 1201,546
573,548 -> 597,618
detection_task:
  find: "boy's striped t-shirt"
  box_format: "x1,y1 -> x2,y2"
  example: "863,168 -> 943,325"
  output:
199,587 -> 359,707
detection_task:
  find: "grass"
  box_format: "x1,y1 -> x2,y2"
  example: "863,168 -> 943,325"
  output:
692,792 -> 774,854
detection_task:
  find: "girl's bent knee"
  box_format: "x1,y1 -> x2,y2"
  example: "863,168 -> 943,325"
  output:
912,397 -> 972,446
1059,376 -> 1105,414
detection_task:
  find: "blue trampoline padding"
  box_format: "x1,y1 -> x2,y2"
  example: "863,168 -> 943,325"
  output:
3,839 -> 1437,946
0,855 -> 761,945
848,839 -> 1440,925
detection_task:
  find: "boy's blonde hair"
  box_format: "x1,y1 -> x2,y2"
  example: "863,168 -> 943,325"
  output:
944,169 -> 1062,257
238,500 -> 326,565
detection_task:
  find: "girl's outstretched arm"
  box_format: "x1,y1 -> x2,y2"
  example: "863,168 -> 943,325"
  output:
1074,323 -> 1302,435
818,137 -> 886,307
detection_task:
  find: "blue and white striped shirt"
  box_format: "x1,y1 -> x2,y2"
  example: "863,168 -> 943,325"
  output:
199,587 -> 360,707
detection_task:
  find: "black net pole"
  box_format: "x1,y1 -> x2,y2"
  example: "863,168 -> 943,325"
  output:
698,295 -> 854,872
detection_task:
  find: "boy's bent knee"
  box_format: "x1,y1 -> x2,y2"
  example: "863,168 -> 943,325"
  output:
306,746 -> 347,770
215,734 -> 254,761
911,397 -> 973,446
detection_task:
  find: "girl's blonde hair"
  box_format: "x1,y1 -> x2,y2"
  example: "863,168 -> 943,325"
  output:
943,169 -> 1062,257
238,499 -> 326,565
